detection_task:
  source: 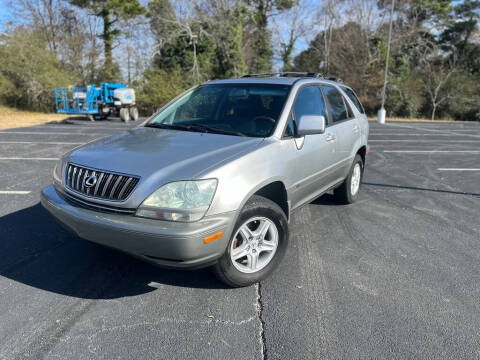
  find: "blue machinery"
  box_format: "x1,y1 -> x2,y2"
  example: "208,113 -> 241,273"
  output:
54,83 -> 128,115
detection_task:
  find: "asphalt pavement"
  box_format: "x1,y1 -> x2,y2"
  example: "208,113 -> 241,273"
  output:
0,118 -> 479,359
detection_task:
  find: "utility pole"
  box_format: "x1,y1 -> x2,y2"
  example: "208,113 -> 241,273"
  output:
378,0 -> 395,124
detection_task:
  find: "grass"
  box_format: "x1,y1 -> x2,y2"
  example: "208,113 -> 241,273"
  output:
0,106 -> 75,130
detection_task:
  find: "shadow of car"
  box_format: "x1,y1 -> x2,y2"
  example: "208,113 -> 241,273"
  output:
0,203 -> 228,300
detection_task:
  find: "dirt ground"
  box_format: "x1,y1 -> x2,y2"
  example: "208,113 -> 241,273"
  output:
0,106 -> 75,130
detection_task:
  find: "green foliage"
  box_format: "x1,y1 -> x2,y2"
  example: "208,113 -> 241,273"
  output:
148,0 -> 176,36
68,0 -> 145,19
136,69 -> 189,116
386,72 -> 424,118
446,71 -> 480,121
154,29 -> 215,83
246,0 -> 294,73
149,0 -> 215,83
0,28 -> 76,111
212,6 -> 247,78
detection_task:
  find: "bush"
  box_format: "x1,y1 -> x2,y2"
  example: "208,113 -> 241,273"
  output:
136,68 -> 190,116
0,27 -> 76,112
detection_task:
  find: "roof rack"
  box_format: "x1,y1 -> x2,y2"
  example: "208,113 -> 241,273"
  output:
323,76 -> 343,83
242,72 -> 323,79
241,72 -> 343,83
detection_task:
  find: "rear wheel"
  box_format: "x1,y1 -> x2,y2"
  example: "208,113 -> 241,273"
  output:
129,107 -> 139,121
119,108 -> 130,122
213,195 -> 288,287
334,154 -> 363,204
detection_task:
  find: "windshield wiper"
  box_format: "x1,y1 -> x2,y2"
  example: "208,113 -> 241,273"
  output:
144,123 -> 172,129
145,122 -> 245,137
186,123 -> 246,137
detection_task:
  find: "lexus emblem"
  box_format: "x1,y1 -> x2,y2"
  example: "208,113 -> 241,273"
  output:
84,174 -> 97,188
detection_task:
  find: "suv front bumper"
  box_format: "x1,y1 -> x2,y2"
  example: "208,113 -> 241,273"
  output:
40,185 -> 235,268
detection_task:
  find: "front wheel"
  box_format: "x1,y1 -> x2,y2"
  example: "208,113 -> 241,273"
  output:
334,154 -> 363,204
213,195 -> 289,287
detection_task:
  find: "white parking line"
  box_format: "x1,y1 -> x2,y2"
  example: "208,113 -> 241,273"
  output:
370,133 -> 477,137
0,190 -> 31,194
382,123 -> 480,138
383,150 -> 480,153
0,141 -> 84,145
39,125 -> 135,130
0,157 -> 59,160
369,139 -> 480,142
438,168 -> 480,171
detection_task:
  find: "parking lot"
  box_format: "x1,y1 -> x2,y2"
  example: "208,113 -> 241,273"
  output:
0,119 -> 479,359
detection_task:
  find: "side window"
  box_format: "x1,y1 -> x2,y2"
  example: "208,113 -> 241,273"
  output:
341,86 -> 365,114
293,86 -> 327,121
322,85 -> 348,123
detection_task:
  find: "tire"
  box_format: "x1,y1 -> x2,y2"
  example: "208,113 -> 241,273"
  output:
129,107 -> 139,121
334,154 -> 364,204
213,195 -> 289,287
119,108 -> 130,122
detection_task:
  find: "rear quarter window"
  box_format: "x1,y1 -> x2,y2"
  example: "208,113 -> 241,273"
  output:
341,86 -> 365,114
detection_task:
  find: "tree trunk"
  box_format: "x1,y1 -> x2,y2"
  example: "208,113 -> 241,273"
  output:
431,104 -> 437,121
281,35 -> 295,72
102,9 -> 114,80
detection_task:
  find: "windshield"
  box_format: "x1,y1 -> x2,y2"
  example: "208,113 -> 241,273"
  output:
146,84 -> 291,137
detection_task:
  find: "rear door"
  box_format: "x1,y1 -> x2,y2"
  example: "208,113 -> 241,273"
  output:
287,85 -> 340,208
341,85 -> 369,139
321,85 -> 360,179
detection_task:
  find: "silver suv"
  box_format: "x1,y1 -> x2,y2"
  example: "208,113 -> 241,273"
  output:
41,73 -> 369,287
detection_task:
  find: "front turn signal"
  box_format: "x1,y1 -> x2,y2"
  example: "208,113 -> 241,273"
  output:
203,232 -> 223,244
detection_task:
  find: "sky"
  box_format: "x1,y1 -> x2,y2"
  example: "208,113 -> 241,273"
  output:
0,1 -> 12,32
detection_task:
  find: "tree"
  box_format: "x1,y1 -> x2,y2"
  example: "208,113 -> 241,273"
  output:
68,0 -> 145,81
417,43 -> 457,121
441,0 -> 480,72
136,69 -> 189,115
292,21 -> 383,111
0,27 -> 76,111
200,0 -> 247,78
149,0 -> 215,84
245,0 -> 294,73
272,0 -> 312,71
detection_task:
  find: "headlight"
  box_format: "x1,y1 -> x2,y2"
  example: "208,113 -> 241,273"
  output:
136,179 -> 217,222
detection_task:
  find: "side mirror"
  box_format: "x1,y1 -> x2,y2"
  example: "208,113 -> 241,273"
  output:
296,115 -> 326,136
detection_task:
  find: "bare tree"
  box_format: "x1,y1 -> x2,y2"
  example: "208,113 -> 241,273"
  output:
272,0 -> 316,71
11,0 -> 68,55
418,43 -> 457,120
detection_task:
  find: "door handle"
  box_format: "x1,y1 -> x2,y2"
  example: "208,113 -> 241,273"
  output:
325,133 -> 336,142
353,125 -> 360,133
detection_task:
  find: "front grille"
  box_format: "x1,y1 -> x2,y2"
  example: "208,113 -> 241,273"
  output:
65,163 -> 139,201
58,188 -> 136,214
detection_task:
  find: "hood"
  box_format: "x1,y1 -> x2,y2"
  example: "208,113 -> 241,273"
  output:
68,127 -> 263,183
